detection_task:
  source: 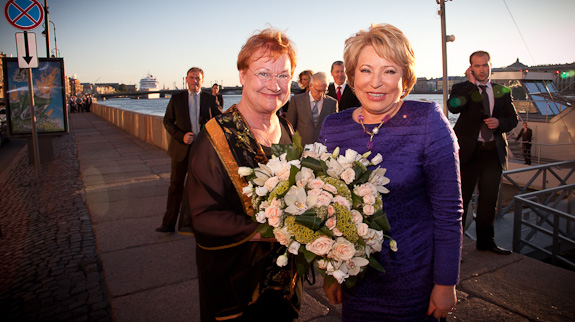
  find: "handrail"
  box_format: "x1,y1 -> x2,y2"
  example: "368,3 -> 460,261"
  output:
512,183 -> 575,270
498,160 -> 575,217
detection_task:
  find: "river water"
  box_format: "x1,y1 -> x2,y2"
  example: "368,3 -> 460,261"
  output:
97,93 -> 458,126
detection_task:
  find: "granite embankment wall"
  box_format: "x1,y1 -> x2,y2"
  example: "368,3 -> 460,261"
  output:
90,103 -> 170,151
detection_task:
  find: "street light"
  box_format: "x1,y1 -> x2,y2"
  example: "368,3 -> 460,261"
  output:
41,21 -> 59,57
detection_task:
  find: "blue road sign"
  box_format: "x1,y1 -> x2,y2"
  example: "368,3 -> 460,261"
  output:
4,0 -> 44,30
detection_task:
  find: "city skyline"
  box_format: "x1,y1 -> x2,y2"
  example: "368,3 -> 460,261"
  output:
1,0 -> 574,89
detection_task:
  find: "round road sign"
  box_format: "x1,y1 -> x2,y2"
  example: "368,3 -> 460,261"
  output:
4,0 -> 44,31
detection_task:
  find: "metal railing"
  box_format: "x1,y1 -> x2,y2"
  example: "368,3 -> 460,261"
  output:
512,183 -> 575,270
498,160 -> 575,217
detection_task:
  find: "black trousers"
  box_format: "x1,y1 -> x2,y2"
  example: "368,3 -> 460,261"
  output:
161,151 -> 190,229
522,143 -> 532,165
460,142 -> 502,247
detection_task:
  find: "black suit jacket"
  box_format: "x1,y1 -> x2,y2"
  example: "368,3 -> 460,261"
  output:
517,128 -> 532,142
448,81 -> 518,170
327,83 -> 360,111
163,90 -> 220,161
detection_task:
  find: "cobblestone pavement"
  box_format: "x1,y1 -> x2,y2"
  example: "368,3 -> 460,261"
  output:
0,131 -> 112,321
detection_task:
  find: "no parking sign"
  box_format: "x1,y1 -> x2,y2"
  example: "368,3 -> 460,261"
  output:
4,0 -> 44,30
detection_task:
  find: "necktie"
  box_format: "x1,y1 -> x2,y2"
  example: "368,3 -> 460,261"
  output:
478,85 -> 492,141
311,101 -> 319,125
337,86 -> 342,102
190,92 -> 199,134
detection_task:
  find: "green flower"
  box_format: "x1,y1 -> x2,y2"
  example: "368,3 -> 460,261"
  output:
285,216 -> 322,244
334,203 -> 359,243
268,180 -> 290,201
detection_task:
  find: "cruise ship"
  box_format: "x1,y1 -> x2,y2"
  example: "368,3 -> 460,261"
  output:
138,73 -> 160,99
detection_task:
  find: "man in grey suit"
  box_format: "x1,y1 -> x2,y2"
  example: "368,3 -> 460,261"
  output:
287,72 -> 338,145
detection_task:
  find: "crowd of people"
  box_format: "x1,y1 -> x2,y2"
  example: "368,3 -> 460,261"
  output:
152,23 -> 519,322
67,94 -> 93,113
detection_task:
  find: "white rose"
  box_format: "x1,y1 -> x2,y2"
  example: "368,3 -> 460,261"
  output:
255,211 -> 266,223
267,214 -> 282,228
305,236 -> 334,256
238,167 -> 254,177
276,254 -> 288,267
264,206 -> 282,219
270,198 -> 282,208
357,223 -> 369,237
371,153 -> 383,165
333,196 -> 350,209
307,178 -> 325,190
316,258 -> 328,270
255,186 -> 268,197
263,176 -> 279,192
330,238 -> 356,261
332,227 -> 343,237
242,182 -> 253,197
273,227 -> 291,246
316,191 -> 334,207
288,241 -> 301,255
323,183 -> 338,195
331,269 -> 349,284
344,149 -> 359,162
340,168 -> 356,185
351,210 -> 363,223
363,194 -> 376,205
363,204 -> 375,216
353,184 -> 371,197
325,217 -> 337,230
327,205 -> 336,217
302,150 -> 319,159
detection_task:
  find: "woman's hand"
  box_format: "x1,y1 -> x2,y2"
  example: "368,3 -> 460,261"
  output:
427,284 -> 456,319
323,278 -> 342,304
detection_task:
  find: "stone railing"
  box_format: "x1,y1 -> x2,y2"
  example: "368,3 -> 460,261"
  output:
90,103 -> 169,151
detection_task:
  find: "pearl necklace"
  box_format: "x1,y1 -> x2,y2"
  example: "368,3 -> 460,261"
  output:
358,108 -> 393,150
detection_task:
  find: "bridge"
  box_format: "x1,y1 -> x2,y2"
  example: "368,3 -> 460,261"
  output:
96,86 -> 244,99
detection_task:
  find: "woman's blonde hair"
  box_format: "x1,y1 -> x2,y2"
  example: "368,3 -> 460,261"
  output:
343,23 -> 415,98
237,27 -> 297,76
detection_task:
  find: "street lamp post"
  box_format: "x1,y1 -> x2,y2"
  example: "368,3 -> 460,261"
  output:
438,0 -> 455,116
44,0 -> 50,57
49,21 -> 59,57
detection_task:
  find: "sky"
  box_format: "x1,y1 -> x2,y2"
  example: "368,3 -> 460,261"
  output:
1,0 -> 574,89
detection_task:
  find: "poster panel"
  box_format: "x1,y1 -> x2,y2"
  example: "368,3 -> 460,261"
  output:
2,57 -> 68,136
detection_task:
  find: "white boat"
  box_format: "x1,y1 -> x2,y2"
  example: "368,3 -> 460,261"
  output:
138,73 -> 160,99
490,69 -> 575,166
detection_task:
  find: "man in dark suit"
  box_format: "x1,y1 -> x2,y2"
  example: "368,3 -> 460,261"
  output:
211,83 -> 224,112
327,61 -> 360,111
448,51 -> 518,255
516,122 -> 533,165
287,72 -> 338,145
156,67 -> 221,233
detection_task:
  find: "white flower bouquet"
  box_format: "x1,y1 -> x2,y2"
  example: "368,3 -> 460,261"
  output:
239,133 -> 397,287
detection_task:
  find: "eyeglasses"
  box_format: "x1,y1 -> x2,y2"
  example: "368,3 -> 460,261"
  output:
311,85 -> 328,95
250,69 -> 291,84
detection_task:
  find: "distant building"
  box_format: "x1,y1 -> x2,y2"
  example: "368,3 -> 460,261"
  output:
67,77 -> 83,97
